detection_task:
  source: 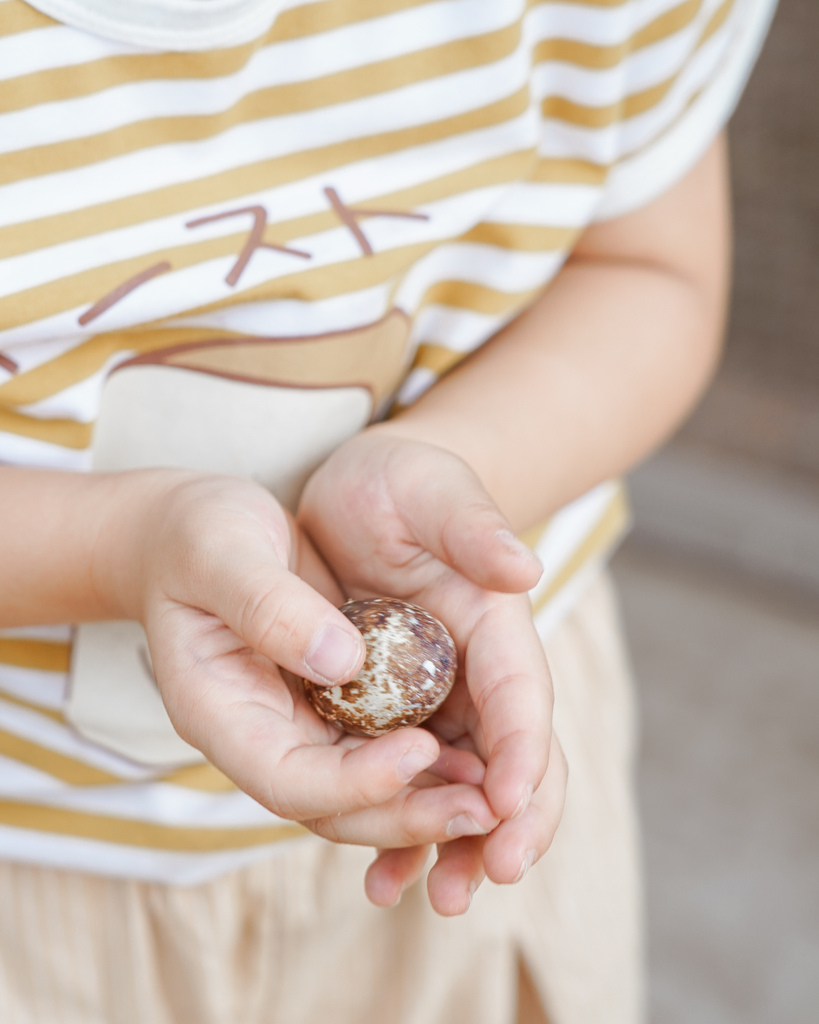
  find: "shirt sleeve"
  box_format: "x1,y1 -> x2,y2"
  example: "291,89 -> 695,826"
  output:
594,0 -> 778,221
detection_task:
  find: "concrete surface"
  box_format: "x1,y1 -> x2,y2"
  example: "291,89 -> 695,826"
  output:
611,541 -> 819,1024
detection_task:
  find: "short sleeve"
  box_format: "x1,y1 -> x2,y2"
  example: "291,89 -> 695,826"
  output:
594,0 -> 778,221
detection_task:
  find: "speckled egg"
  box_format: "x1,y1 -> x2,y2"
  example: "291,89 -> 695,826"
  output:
303,597 -> 457,737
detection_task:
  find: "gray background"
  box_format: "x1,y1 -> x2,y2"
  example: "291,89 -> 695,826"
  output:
615,1 -> 819,1020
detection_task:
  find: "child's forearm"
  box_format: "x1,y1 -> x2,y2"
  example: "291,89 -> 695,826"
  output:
377,136 -> 731,532
0,466 -> 171,627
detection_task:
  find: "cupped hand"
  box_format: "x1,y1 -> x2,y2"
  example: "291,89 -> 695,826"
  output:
126,471 -> 498,849
297,429 -> 567,914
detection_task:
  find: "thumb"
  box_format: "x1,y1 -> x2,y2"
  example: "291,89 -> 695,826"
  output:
203,543 -> 366,686
402,460 -> 543,593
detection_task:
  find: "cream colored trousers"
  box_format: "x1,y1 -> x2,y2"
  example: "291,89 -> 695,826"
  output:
0,574 -> 643,1024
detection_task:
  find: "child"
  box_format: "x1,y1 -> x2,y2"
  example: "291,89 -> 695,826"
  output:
0,0 -> 776,1020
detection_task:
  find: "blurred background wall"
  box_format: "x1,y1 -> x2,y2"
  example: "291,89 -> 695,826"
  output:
610,1 -> 819,1020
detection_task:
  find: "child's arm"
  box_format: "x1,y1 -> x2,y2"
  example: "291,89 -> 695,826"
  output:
378,134 -> 731,532
0,468 -> 500,845
298,135 -> 731,912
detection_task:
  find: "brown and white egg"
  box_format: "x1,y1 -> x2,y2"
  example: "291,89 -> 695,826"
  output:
303,597 -> 457,737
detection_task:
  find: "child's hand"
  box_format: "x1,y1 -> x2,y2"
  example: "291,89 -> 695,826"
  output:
124,472 -> 498,850
297,430 -> 568,915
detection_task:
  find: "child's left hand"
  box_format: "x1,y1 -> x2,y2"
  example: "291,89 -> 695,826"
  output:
298,427 -> 568,916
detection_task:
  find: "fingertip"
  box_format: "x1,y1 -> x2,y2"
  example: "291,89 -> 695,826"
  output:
427,837 -> 485,916
395,733 -> 441,783
365,858 -> 403,908
492,530 -> 543,590
304,621 -> 365,685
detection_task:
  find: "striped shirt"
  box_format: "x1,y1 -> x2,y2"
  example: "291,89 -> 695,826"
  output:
0,0 -> 775,882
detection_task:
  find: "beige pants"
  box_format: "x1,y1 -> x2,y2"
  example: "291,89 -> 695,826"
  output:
0,574 -> 643,1024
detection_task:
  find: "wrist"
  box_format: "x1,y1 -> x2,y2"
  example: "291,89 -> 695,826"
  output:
368,410 -> 505,508
91,468 -> 199,622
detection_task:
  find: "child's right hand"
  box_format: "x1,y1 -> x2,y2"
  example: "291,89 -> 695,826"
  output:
115,471 -> 498,850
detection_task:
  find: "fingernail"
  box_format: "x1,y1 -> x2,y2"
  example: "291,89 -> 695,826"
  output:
446,813 -> 489,839
496,529 -> 542,569
512,783 -> 534,820
513,848 -> 537,884
397,746 -> 437,783
467,880 -> 477,908
305,624 -> 362,683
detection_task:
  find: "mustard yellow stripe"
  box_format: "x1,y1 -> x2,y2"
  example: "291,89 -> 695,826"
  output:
0,0 -> 436,106
633,0 -> 705,50
460,221 -> 578,252
530,485 -> 630,616
0,21 -> 524,187
540,0 -> 733,129
3,210 -> 559,408
421,279 -> 537,317
0,78 -> 531,264
269,0 -> 440,44
0,692 -> 65,723
533,0 -> 704,71
0,637 -> 71,673
0,41 -> 264,118
0,241 -> 442,417
0,727 -> 120,785
0,116 -> 536,349
531,157 -> 608,185
0,800 -> 308,850
0,1 -> 55,38
612,0 -> 734,167
411,343 -> 468,378
161,763 -> 239,793
699,0 -> 733,45
0,327 -> 242,407
0,405 -> 92,449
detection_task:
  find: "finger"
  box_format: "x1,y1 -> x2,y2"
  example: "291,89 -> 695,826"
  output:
287,515 -> 347,606
437,591 -> 553,822
482,732 -> 568,885
399,462 -> 543,593
204,547 -> 365,686
423,742 -> 486,786
365,846 -> 431,907
150,626 -> 444,818
304,781 -> 499,848
426,836 -> 486,916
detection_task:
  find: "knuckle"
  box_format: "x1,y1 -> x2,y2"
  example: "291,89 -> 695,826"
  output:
305,816 -> 343,843
238,586 -> 291,653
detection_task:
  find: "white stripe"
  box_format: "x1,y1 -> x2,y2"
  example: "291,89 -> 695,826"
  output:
0,762 -> 280,829
481,181 -> 600,227
0,431 -> 92,467
531,0 -> 725,104
395,366 -> 438,406
0,0 -> 528,154
0,625 -> 72,643
616,13 -> 736,154
0,39 -> 538,230
0,23 -> 141,84
0,0 -> 710,156
529,480 -> 621,599
168,282 -> 392,336
534,11 -> 736,165
597,0 -> 776,217
0,666 -> 68,712
18,360 -> 118,422
0,118 -> 536,308
0,823 -> 308,884
394,239 -> 563,313
410,303 -> 504,351
0,698 -> 163,780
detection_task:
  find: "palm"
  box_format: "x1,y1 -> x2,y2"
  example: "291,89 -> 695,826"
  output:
299,431 -> 550,815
